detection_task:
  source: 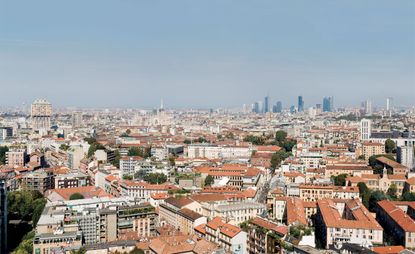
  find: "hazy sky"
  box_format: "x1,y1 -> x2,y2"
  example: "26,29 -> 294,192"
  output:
0,0 -> 414,109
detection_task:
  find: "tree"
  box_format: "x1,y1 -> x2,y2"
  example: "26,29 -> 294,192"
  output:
143,173 -> 167,184
402,192 -> 415,201
69,193 -> 84,200
270,150 -> 291,170
204,175 -> 214,186
70,247 -> 86,254
0,146 -> 9,164
168,156 -> 175,166
111,150 -> 121,168
123,175 -> 133,180
244,135 -> 265,145
59,144 -> 70,151
129,248 -> 144,254
275,130 -> 287,144
332,174 -> 348,186
357,182 -> 370,208
385,139 -> 396,154
387,183 -> 398,200
128,147 -> 141,156
369,190 -> 387,212
32,198 -> 47,227
11,230 -> 35,254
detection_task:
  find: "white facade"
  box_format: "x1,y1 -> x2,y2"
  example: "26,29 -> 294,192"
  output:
360,119 -> 372,141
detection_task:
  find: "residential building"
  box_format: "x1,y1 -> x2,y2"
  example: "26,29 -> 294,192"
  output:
205,217 -> 247,253
315,199 -> 383,249
119,156 -> 144,177
360,142 -> 385,160
376,200 -> 415,249
20,169 -> 53,194
6,148 -> 26,167
397,145 -> 414,170
247,217 -> 288,254
361,119 -> 372,141
31,99 -> 52,131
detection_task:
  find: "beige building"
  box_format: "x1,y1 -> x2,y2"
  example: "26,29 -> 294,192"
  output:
6,149 -> 26,167
31,99 -> 52,131
315,199 -> 383,249
360,142 -> 385,160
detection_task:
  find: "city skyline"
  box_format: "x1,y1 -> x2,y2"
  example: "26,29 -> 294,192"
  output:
1,1 -> 414,108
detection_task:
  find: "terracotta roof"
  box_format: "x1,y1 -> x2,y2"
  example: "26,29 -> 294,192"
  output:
378,200 -> 415,232
164,197 -> 194,209
205,217 -> 242,238
377,156 -> 407,169
372,246 -> 405,254
178,208 -> 204,221
250,217 -> 288,236
49,186 -> 110,200
318,199 -> 382,230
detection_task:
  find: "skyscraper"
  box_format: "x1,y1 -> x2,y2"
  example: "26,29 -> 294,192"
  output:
273,101 -> 282,113
364,100 -> 372,115
0,174 -> 7,254
323,96 -> 334,112
253,102 -> 260,114
31,99 -> 52,131
264,96 -> 269,113
298,96 -> 304,112
386,97 -> 393,111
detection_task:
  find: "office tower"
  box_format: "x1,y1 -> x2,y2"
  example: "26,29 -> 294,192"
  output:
386,97 -> 393,111
0,174 -> 7,254
364,100 -> 372,115
323,96 -> 334,112
298,96 -> 304,112
272,101 -> 282,113
253,102 -> 260,114
360,119 -> 372,141
276,101 -> 282,113
31,99 -> 52,131
264,96 -> 269,113
258,101 -> 263,114
72,111 -> 83,128
397,146 -> 414,170
290,105 -> 296,114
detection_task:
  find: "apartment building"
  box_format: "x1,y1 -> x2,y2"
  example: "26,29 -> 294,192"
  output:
360,142 -> 385,160
205,201 -> 266,225
119,180 -> 178,201
205,217 -> 247,253
159,197 -> 205,234
247,217 -> 288,254
54,171 -> 90,189
33,197 -> 158,253
376,200 -> 415,249
187,144 -> 252,159
119,156 -> 144,177
20,169 -> 53,194
315,199 -> 383,249
5,148 -> 26,167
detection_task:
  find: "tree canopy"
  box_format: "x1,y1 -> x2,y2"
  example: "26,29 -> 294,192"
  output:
69,193 -> 85,200
204,175 -> 214,186
385,139 -> 396,154
331,174 -> 348,186
143,173 -> 167,184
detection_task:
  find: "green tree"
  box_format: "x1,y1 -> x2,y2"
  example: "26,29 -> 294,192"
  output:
357,182 -> 370,208
275,130 -> 287,144
69,193 -> 84,200
144,173 -> 167,184
59,144 -> 70,151
331,174 -> 348,186
32,198 -> 47,227
70,247 -> 86,254
129,248 -> 145,254
402,192 -> 415,201
111,150 -> 121,168
204,175 -> 214,186
123,175 -> 133,180
244,135 -> 265,145
0,146 -> 9,164
369,190 -> 387,212
11,231 -> 35,254
385,139 -> 396,154
128,147 -> 142,156
387,183 -> 398,200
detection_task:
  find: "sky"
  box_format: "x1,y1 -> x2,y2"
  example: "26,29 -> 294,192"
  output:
0,0 -> 414,109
